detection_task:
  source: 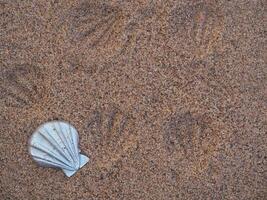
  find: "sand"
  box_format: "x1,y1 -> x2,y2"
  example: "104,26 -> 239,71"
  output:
0,0 -> 266,199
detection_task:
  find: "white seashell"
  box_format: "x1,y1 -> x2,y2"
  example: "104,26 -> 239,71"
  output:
28,121 -> 89,177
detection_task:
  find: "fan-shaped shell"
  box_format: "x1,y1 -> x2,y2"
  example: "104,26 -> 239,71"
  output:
29,121 -> 89,177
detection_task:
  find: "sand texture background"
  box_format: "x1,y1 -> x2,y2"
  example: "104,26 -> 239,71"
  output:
0,0 -> 266,199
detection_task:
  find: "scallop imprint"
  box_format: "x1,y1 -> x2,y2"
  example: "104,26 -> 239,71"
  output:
61,1 -> 157,60
168,2 -> 225,59
86,107 -> 137,172
163,112 -> 226,175
28,121 -> 89,177
0,65 -> 46,108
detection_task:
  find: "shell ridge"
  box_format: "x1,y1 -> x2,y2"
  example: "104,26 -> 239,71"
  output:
33,155 -> 72,170
67,123 -> 79,162
37,130 -> 74,164
69,124 -> 79,157
58,122 -> 79,164
31,142 -> 75,170
52,123 -> 76,166
42,127 -> 74,163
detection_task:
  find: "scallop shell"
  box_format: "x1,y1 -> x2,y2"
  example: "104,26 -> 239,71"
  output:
28,121 -> 89,177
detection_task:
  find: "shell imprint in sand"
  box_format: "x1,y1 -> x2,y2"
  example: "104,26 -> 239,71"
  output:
28,121 -> 89,177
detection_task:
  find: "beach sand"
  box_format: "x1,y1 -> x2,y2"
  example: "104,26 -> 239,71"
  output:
0,0 -> 266,199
